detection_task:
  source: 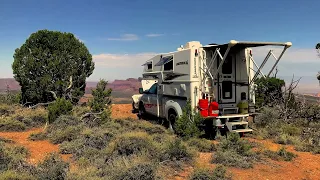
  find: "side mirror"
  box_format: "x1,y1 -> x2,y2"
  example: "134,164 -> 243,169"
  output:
139,88 -> 143,94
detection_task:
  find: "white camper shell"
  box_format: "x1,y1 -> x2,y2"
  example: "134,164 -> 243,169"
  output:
133,40 -> 292,134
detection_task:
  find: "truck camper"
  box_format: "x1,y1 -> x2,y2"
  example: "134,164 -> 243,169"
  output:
132,40 -> 292,135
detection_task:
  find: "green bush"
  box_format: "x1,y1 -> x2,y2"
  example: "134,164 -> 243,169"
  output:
175,100 -> 204,139
187,138 -> 216,152
48,98 -> 73,123
254,77 -> 285,108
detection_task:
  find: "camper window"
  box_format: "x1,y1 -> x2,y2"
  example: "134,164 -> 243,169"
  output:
164,60 -> 173,71
222,55 -> 233,74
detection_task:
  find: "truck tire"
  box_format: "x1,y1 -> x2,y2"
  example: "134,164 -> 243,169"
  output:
138,102 -> 146,120
168,110 -> 177,132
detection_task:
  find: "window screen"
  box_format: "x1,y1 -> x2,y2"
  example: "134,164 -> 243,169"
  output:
222,81 -> 233,99
164,59 -> 173,71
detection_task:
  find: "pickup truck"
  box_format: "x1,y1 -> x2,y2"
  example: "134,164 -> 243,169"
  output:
131,79 -> 158,113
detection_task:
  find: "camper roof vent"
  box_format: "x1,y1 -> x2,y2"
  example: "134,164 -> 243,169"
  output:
184,41 -> 202,49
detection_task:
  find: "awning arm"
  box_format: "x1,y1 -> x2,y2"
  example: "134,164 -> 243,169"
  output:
213,40 -> 237,79
250,50 -> 273,84
267,45 -> 290,77
250,56 -> 265,77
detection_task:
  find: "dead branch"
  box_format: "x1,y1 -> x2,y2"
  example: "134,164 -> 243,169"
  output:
65,76 -> 73,93
49,91 -> 57,100
29,101 -> 55,109
81,111 -> 104,120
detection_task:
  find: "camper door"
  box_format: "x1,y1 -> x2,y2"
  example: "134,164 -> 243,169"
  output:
217,54 -> 236,104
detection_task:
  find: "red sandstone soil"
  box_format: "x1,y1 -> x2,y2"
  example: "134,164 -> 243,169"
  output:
1,104 -> 320,180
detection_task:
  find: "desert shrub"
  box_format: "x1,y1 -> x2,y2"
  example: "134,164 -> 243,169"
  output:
0,143 -> 30,173
187,138 -> 216,152
106,132 -> 158,158
48,98 -> 73,123
212,133 -> 259,168
254,107 -> 280,128
189,165 -> 232,180
281,125 -> 302,136
60,127 -> 114,159
213,150 -> 253,169
72,105 -> 91,117
0,170 -> 36,180
274,134 -> 301,145
175,100 -> 204,139
0,137 -> 14,144
36,153 -> 69,180
160,138 -> 196,163
295,123 -> 320,154
263,147 -> 296,161
28,132 -> 47,141
0,118 -> 26,132
13,107 -> 48,128
47,115 -> 80,131
0,104 -> 12,116
0,90 -> 21,105
111,159 -> 157,180
47,125 -> 82,144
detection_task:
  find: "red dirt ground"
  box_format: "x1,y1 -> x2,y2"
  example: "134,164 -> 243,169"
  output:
0,127 -> 72,164
1,104 -> 320,180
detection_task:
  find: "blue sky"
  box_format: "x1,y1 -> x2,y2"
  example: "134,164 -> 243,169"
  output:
1,0 -> 320,92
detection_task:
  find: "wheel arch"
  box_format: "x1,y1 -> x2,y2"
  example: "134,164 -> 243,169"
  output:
165,100 -> 183,121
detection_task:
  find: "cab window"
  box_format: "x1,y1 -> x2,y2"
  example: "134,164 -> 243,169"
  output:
148,83 -> 158,94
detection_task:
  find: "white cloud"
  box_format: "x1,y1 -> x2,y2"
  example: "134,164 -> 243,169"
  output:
107,34 -> 139,41
92,53 -> 156,67
145,33 -> 164,37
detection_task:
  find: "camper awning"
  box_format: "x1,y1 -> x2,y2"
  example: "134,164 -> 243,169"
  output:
155,55 -> 173,66
202,41 -> 292,51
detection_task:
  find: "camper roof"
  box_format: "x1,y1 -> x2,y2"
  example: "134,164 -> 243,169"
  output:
202,40 -> 292,51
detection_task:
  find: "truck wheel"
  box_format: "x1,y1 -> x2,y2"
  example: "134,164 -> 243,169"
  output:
168,111 -> 177,132
138,103 -> 146,120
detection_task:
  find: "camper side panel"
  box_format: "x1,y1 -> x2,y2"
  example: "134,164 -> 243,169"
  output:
235,49 -> 250,103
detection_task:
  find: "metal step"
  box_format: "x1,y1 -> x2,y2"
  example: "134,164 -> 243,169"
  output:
232,129 -> 253,133
226,121 -> 250,132
226,121 -> 248,126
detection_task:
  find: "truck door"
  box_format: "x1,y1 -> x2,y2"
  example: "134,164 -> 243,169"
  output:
217,54 -> 236,104
146,83 -> 158,116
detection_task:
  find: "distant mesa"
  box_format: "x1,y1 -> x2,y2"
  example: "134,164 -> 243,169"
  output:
0,78 -> 141,94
